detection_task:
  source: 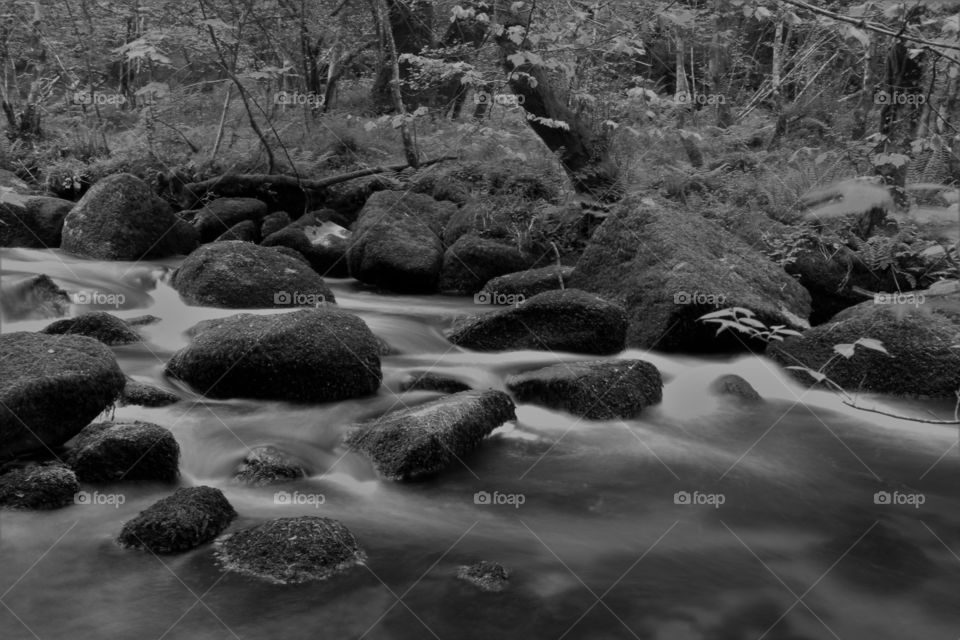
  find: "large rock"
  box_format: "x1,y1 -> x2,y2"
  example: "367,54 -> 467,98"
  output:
171,241 -> 335,308
482,265 -> 574,298
66,421 -> 180,483
118,381 -> 180,407
569,196 -> 811,352
214,220 -> 259,243
41,312 -> 141,346
456,561 -> 510,592
438,234 -> 536,294
215,516 -> 365,584
345,389 -> 515,480
61,173 -> 198,260
768,296 -> 960,397
0,463 -> 79,510
117,486 -> 237,554
191,197 -> 268,243
506,360 -> 662,419
0,274 -> 71,322
166,308 -> 382,402
0,333 -> 125,460
262,222 -> 350,278
346,191 -> 456,292
447,289 -> 627,355
0,194 -> 73,248
260,211 -> 291,238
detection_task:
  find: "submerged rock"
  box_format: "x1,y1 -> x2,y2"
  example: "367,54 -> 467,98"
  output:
0,274 -> 71,322
345,390 -> 515,481
506,360 -> 662,419
118,381 -> 180,407
708,374 -> 762,402
234,446 -> 307,487
61,173 -> 198,260
456,561 -> 510,592
41,312 -> 141,346
67,421 -> 180,483
166,308 -> 382,402
0,332 -> 125,460
117,486 -> 236,554
171,241 -> 335,308
399,372 -> 472,394
215,516 -> 365,584
0,463 -> 79,510
448,289 -> 627,355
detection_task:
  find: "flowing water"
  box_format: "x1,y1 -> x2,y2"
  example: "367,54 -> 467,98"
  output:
1,247 -> 959,640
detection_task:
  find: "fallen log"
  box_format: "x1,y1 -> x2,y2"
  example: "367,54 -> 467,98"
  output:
175,155 -> 458,213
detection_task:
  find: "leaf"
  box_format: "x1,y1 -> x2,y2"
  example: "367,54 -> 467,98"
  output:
739,317 -> 768,329
833,343 -> 856,359
786,366 -> 827,383
854,337 -> 890,355
698,308 -> 738,321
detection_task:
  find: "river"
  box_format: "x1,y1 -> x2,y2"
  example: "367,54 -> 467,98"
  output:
1,247 -> 958,640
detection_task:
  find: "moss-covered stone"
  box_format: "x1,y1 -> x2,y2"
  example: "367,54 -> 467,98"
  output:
346,191 -> 456,292
0,195 -> 73,248
345,389 -> 515,480
166,308 -> 382,402
0,332 -> 125,460
117,486 -> 236,554
118,380 -> 180,407
215,516 -> 365,584
456,561 -> 509,592
438,234 -> 537,294
214,220 -> 259,243
506,359 -> 662,419
259,211 -> 292,238
171,241 -> 336,308
399,372 -> 472,394
448,288 -> 627,355
41,312 -> 141,346
234,446 -> 307,487
0,463 -> 79,510
569,195 -> 811,352
61,173 -> 198,260
192,197 -> 268,243
767,297 -> 960,397
67,421 -> 180,483
262,223 -> 350,278
481,265 -> 574,298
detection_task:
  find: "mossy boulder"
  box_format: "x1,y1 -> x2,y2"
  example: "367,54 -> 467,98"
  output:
0,194 -> 73,248
767,297 -> 960,397
66,421 -> 180,483
41,312 -> 141,346
481,265 -> 574,298
0,332 -> 125,460
346,191 -> 456,292
262,222 -> 350,278
215,516 -> 365,584
234,446 -> 308,487
118,381 -> 180,407
117,486 -> 237,554
447,289 -> 627,355
61,173 -> 198,260
214,220 -> 259,243
0,463 -> 79,510
506,360 -> 662,419
191,197 -> 268,243
260,211 -> 291,238
569,196 -> 811,352
345,389 -> 515,480
438,234 -> 537,294
166,308 -> 382,402
171,241 -> 335,308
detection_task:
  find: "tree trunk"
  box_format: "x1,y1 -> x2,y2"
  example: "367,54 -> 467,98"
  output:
371,0 -> 434,113
768,13 -> 787,147
493,2 -> 619,199
373,0 -> 419,167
